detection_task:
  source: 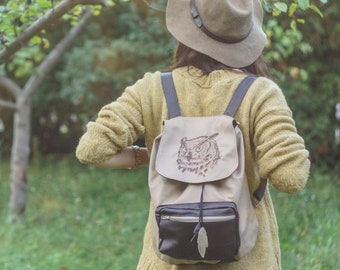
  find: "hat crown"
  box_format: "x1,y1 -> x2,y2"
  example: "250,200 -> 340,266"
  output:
165,0 -> 266,68
194,0 -> 254,42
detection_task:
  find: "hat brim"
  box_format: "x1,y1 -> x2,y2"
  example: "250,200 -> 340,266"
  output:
166,0 -> 267,68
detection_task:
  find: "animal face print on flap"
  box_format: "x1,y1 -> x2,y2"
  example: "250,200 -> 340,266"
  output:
177,133 -> 220,176
155,115 -> 240,184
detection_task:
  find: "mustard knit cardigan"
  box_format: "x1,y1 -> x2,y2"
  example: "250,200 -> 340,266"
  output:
76,67 -> 310,270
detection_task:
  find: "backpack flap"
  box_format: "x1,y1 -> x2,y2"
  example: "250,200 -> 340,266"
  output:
155,115 -> 239,183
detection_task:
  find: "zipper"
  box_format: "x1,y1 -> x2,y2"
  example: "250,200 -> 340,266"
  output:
161,215 -> 235,223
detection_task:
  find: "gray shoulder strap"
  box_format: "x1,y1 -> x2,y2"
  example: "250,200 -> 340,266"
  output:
223,76 -> 267,206
224,76 -> 256,117
161,73 -> 256,118
160,72 -> 266,206
161,72 -> 181,118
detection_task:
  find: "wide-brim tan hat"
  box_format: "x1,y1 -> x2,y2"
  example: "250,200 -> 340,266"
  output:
166,0 -> 267,68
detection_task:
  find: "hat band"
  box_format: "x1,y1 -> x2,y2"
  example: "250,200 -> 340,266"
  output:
190,0 -> 253,44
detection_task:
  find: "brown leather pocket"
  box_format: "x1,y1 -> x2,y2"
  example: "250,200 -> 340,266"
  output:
155,202 -> 240,263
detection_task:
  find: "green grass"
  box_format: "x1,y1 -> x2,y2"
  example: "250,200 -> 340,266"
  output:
0,157 -> 339,270
0,157 -> 150,270
272,167 -> 340,270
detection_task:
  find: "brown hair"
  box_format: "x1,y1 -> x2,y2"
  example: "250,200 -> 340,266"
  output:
168,43 -> 270,77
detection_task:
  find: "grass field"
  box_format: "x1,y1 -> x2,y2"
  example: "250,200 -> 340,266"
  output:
0,157 -> 339,270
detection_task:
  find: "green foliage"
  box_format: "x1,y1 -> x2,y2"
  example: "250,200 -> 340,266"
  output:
6,45 -> 46,77
269,1 -> 340,166
0,158 -> 339,269
0,0 -> 57,77
282,64 -> 340,166
57,1 -> 173,94
0,0 -> 53,45
262,0 -> 325,45
261,0 -> 327,64
264,18 -> 312,62
262,0 -> 325,19
30,1 -> 174,154
0,0 -> 114,77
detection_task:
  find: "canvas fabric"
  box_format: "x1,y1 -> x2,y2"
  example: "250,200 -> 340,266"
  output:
148,73 -> 262,265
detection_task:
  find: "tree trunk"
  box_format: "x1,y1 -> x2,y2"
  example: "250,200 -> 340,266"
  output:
4,12 -> 93,221
9,96 -> 31,222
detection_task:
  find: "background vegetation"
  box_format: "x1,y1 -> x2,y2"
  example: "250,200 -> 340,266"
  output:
0,158 -> 149,269
0,0 -> 339,168
0,158 -> 339,270
0,0 -> 339,269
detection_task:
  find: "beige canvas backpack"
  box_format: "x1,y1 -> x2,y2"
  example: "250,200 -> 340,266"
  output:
149,73 -> 267,265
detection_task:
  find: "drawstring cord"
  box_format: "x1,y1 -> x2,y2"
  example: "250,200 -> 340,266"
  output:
191,184 -> 206,243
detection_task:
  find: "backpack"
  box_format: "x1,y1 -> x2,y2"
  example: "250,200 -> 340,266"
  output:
148,72 -> 267,265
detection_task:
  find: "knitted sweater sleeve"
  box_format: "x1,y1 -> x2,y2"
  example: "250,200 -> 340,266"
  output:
75,79 -> 145,164
250,78 -> 310,194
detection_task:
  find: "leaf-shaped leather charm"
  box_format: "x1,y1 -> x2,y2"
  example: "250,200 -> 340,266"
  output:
197,226 -> 208,258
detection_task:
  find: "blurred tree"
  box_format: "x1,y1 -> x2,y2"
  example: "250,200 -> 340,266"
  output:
0,0 -> 114,221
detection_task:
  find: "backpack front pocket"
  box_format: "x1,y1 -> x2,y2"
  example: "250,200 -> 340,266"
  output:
155,201 -> 240,263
